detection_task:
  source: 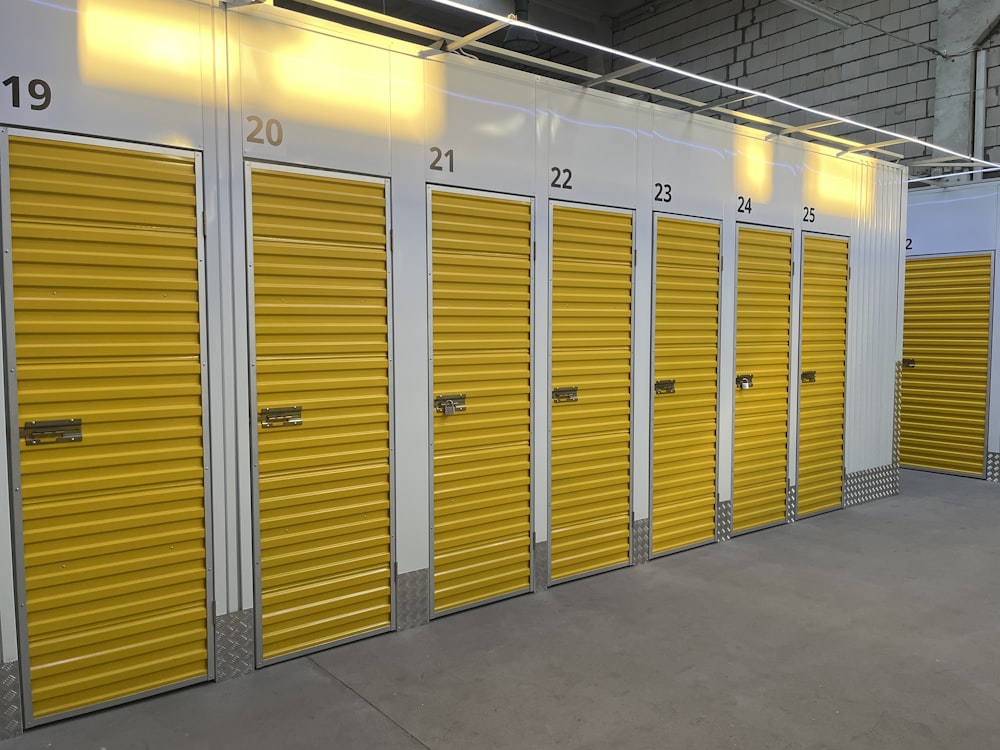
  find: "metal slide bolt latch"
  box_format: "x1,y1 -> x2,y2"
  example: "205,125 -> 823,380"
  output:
20,418 -> 82,446
434,394 -> 467,415
801,370 -> 817,384
552,386 -> 578,403
736,374 -> 754,390
258,406 -> 302,428
654,379 -> 676,395
902,358 -> 916,368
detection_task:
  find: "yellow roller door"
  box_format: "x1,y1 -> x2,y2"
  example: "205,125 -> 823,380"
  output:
900,253 -> 992,476
551,205 -> 632,581
798,235 -> 849,517
431,190 -> 532,614
7,136 -> 208,722
733,226 -> 792,532
651,217 -> 719,555
250,167 -> 391,661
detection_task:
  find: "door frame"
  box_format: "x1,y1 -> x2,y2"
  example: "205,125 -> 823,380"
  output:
425,184 -> 535,617
647,211 -> 723,560
899,249 -> 995,479
1,128 -> 215,726
730,222 -> 795,537
245,160 -> 395,665
796,230 -> 852,520
547,198 -> 636,586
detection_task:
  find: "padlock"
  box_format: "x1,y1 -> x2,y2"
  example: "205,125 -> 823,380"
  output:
443,400 -> 456,416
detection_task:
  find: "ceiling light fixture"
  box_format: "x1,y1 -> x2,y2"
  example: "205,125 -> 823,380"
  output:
420,0 -> 1000,170
777,0 -> 852,30
502,0 -> 540,54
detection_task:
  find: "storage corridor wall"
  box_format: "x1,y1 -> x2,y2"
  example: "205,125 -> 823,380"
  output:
430,190 -> 532,614
733,226 -> 793,532
5,135 -> 210,722
650,216 -> 720,555
797,235 -> 849,517
900,253 -> 993,477
550,204 -> 633,582
248,166 -> 392,662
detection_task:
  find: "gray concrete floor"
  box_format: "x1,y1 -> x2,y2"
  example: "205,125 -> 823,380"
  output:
4,469 -> 998,750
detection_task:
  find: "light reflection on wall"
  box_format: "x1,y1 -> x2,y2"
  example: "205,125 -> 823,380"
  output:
734,135 -> 774,203
78,1 -> 439,140
805,151 -> 867,219
79,0 -> 203,101
240,17 -> 439,141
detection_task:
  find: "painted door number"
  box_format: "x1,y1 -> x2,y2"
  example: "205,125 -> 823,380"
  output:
246,116 -> 284,146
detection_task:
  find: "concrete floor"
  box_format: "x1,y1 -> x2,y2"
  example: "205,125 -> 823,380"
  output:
4,469 -> 997,750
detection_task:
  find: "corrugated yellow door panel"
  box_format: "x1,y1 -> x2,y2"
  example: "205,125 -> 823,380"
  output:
431,191 -> 532,613
551,205 -> 632,581
734,227 -> 792,532
652,217 -> 720,554
798,235 -> 849,517
8,136 -> 208,721
900,254 -> 991,476
251,168 -> 391,661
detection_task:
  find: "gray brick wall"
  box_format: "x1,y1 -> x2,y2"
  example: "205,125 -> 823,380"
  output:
984,42 -> 1000,164
613,0 -> 938,162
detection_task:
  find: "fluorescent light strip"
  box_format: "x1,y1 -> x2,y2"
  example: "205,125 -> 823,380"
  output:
424,0 -> 1000,170
908,168 -> 1000,183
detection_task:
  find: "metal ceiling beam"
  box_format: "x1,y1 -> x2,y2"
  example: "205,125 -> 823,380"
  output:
692,93 -> 758,114
837,138 -> 909,157
907,156 -> 981,166
767,119 -> 841,139
440,18 -> 510,52
583,61 -> 649,88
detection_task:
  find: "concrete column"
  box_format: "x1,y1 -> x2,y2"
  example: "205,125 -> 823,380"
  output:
932,0 -> 1000,154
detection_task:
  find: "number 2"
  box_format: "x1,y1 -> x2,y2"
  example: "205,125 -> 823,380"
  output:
905,238 -> 912,250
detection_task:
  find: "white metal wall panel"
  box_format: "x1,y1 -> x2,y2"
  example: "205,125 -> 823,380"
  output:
546,89 -> 638,209
844,161 -> 905,472
421,58 -> 536,196
0,0 -> 208,148
234,7 -> 393,175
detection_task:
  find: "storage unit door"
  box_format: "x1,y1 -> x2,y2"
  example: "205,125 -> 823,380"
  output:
550,205 -> 632,581
430,190 -> 532,614
900,253 -> 992,476
651,217 -> 719,555
250,167 -> 391,661
797,235 -> 849,517
7,136 -> 209,722
733,227 -> 792,532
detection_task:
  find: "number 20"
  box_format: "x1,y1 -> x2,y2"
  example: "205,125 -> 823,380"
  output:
246,116 -> 283,146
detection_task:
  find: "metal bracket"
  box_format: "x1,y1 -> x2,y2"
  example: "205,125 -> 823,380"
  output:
258,406 -> 302,428
552,386 -> 578,403
20,418 -> 82,446
801,370 -> 816,383
902,358 -> 916,368
433,394 -> 467,415
735,374 -> 754,390
654,379 -> 676,395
